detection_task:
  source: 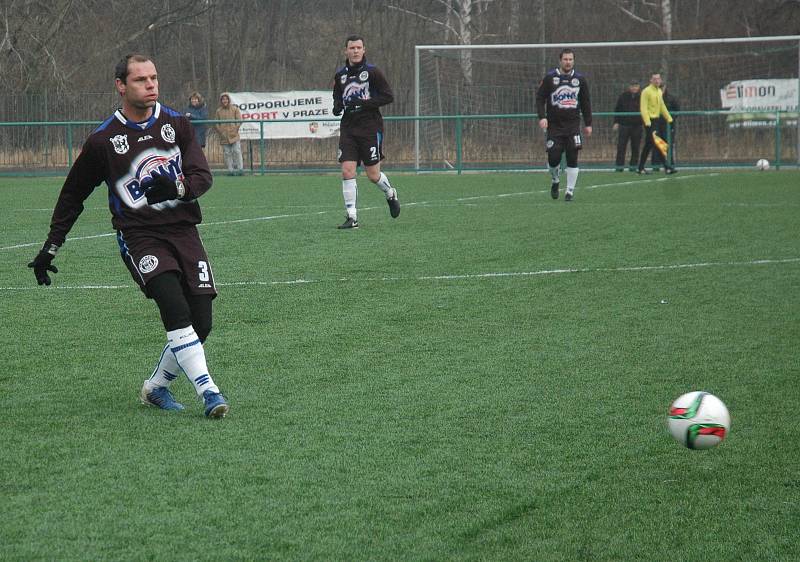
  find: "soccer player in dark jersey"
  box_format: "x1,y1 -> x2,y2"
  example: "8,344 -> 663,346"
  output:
27,54 -> 229,418
536,49 -> 593,201
332,35 -> 400,229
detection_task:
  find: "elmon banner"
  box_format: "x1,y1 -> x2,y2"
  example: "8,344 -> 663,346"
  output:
720,79 -> 799,127
228,91 -> 341,139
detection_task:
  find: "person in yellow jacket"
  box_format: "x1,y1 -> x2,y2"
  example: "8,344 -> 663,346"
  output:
637,73 -> 676,175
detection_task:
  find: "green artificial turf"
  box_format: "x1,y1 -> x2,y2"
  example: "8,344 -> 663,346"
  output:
1,170 -> 798,560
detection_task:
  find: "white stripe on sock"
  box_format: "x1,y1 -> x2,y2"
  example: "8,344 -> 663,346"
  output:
167,326 -> 219,396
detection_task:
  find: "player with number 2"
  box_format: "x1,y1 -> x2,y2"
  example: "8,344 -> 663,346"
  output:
332,35 -> 400,229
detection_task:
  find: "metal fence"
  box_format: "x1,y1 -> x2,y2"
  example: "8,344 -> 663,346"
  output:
0,111 -> 797,176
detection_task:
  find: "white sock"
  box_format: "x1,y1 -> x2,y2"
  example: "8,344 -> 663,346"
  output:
566,167 -> 579,192
375,172 -> 393,197
145,344 -> 183,390
342,178 -> 357,219
549,166 -> 560,183
167,326 -> 219,396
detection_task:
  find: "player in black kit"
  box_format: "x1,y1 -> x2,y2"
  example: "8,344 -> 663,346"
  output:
536,49 -> 593,201
27,54 -> 229,418
332,35 -> 400,228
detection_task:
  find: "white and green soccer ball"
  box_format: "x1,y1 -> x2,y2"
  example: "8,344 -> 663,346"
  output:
668,391 -> 730,450
756,158 -> 770,171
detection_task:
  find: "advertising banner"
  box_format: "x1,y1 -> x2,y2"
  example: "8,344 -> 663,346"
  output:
720,79 -> 798,127
228,91 -> 341,139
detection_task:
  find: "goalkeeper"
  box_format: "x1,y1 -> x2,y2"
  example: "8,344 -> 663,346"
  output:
637,72 -> 676,175
536,48 -> 593,202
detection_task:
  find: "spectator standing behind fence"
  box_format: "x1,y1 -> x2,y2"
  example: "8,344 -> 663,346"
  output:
185,92 -> 208,149
659,84 -> 680,171
612,81 -> 642,172
214,93 -> 244,175
637,72 -> 676,175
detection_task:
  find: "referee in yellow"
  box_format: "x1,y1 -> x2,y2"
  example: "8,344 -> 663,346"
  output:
637,72 -> 676,174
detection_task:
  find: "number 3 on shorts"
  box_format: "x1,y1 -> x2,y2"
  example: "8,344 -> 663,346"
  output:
198,260 -> 210,282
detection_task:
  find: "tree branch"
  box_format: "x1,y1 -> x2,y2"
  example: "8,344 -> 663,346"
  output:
385,4 -> 462,40
604,0 -> 663,32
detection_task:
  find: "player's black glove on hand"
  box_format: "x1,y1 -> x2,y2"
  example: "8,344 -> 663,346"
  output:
145,173 -> 183,204
344,99 -> 363,113
28,242 -> 59,286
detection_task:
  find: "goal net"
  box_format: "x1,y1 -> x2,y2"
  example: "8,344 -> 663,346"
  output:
414,36 -> 800,170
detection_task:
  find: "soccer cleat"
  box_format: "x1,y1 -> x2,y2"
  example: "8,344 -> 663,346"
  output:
337,216 -> 359,229
387,189 -> 400,218
140,384 -> 185,411
665,167 -> 678,175
202,390 -> 229,418
637,169 -> 651,175
565,191 -> 574,202
551,181 -> 560,200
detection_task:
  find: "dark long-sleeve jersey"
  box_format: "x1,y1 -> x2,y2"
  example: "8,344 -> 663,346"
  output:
46,102 -> 212,247
535,68 -> 592,135
332,57 -> 394,133
662,91 -> 681,121
613,91 -> 641,127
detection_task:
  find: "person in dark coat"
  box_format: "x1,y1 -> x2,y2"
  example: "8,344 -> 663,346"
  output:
612,81 -> 642,172
185,92 -> 208,148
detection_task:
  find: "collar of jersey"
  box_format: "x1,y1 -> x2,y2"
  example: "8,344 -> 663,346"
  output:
555,68 -> 575,78
345,57 -> 368,73
114,102 -> 162,131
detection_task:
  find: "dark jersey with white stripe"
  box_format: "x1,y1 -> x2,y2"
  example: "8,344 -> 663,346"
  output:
46,102 -> 212,247
535,68 -> 592,135
332,58 -> 394,134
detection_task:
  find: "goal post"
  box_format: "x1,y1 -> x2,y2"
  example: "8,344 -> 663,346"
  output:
414,36 -> 800,171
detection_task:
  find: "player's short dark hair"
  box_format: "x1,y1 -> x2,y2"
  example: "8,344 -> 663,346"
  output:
115,54 -> 151,84
345,35 -> 364,46
559,48 -> 574,59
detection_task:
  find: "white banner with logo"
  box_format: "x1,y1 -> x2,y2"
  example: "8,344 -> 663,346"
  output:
720,79 -> 798,127
229,91 -> 340,139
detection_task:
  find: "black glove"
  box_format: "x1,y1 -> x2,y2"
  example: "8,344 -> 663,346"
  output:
145,173 -> 184,204
28,242 -> 59,286
332,105 -> 343,117
344,99 -> 363,113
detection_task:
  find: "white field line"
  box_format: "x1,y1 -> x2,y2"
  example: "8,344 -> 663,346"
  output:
457,172 -> 720,200
0,173 -> 721,252
1,257 -> 798,291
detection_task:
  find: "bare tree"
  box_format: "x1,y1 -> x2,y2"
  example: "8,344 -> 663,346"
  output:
387,0 -> 500,85
2,0 -> 799,121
